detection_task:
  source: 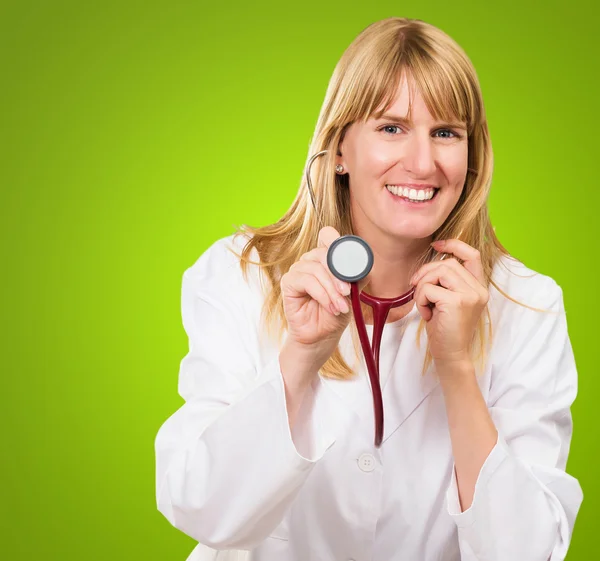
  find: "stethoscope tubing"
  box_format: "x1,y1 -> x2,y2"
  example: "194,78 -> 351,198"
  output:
351,283 -> 385,447
351,283 -> 417,447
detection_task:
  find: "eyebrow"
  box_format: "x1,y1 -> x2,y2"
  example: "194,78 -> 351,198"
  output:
375,113 -> 467,130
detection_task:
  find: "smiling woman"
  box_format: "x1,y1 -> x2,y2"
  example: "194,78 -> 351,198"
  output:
155,16 -> 583,561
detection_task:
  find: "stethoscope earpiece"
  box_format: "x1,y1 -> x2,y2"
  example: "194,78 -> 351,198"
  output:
327,235 -> 374,283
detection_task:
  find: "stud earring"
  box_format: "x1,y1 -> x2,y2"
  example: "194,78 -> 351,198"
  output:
335,164 -> 344,173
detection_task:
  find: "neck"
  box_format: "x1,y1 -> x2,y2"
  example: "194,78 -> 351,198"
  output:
357,228 -> 432,299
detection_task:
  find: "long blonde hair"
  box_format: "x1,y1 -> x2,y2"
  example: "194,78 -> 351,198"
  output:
231,17 -> 544,380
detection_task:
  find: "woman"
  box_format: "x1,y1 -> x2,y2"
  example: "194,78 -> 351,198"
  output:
155,17 -> 583,560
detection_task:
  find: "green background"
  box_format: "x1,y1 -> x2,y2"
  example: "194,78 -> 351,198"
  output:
1,0 -> 596,559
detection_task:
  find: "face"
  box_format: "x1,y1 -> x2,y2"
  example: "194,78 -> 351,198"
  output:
336,75 -> 469,244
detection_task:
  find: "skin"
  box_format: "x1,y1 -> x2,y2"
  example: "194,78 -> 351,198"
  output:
333,73 -> 498,512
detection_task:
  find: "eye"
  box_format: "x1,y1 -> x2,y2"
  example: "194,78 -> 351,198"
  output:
378,125 -> 403,135
434,129 -> 461,139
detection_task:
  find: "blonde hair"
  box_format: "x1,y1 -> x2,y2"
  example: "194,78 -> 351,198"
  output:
231,17 -> 548,380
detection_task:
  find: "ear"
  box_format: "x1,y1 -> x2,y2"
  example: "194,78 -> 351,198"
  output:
335,146 -> 347,173
335,125 -> 350,173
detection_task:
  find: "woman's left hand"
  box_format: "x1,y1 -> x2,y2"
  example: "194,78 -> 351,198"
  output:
409,239 -> 489,366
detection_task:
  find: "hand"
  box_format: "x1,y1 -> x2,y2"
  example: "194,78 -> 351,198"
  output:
280,226 -> 353,356
409,239 -> 489,365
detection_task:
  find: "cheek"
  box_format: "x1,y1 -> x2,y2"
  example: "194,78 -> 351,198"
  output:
355,140 -> 397,177
444,149 -> 469,185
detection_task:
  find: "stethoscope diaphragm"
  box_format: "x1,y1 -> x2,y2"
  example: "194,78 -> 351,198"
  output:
327,235 -> 374,283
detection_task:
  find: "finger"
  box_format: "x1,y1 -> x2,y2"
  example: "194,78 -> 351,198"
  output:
411,258 -> 482,296
414,259 -> 482,295
440,258 -> 488,296
291,260 -> 350,313
431,239 -> 485,286
283,270 -> 341,316
414,283 -> 452,321
300,273 -> 344,316
317,226 -> 341,249
416,265 -> 468,294
300,247 -> 351,296
410,260 -> 452,287
410,257 -> 452,287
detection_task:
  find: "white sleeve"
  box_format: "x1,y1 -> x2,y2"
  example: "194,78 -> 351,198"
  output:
154,238 -> 344,549
445,279 -> 583,560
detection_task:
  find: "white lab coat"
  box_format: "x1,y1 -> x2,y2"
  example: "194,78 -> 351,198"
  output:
155,233 -> 583,561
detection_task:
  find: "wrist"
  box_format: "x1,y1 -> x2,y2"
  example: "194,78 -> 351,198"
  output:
433,350 -> 471,372
434,356 -> 476,393
280,339 -> 328,380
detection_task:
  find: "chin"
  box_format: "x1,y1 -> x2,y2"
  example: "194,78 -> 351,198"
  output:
385,225 -> 437,241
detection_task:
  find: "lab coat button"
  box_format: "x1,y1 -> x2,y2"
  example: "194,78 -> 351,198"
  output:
358,453 -> 376,472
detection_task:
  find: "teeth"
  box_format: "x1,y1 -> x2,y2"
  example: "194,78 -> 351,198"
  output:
385,185 -> 437,201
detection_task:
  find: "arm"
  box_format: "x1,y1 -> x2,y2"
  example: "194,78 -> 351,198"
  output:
280,340 -> 325,431
436,359 -> 498,512
443,280 -> 583,560
154,238 -> 346,549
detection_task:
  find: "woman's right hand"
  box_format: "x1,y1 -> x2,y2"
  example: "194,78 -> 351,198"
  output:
280,226 -> 354,356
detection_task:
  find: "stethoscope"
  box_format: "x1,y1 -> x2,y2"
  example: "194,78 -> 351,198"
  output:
305,149 -> 454,447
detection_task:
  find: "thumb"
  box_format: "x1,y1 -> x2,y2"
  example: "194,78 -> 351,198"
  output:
317,226 -> 341,249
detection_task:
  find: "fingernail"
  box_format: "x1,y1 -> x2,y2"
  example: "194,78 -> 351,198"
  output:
338,282 -> 350,295
329,303 -> 340,316
337,298 -> 350,314
431,240 -> 444,247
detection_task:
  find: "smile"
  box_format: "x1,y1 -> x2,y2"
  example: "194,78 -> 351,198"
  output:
385,185 -> 440,204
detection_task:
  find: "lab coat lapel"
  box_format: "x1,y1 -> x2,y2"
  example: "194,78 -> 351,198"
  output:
318,320 -> 440,445
379,333 -> 439,444
318,342 -> 373,426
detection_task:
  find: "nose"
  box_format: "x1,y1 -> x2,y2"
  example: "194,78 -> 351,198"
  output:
402,133 -> 437,178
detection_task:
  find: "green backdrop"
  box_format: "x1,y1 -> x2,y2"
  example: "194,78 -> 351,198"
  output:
1,1 -> 596,559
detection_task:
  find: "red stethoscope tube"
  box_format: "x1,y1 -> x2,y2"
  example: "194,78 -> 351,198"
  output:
350,283 -> 416,447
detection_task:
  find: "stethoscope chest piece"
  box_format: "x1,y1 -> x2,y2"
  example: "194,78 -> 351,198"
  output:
327,235 -> 374,283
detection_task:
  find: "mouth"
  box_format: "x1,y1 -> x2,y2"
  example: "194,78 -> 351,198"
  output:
385,185 -> 440,205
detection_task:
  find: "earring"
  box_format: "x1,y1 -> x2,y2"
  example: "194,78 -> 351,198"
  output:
335,164 -> 344,173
